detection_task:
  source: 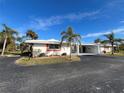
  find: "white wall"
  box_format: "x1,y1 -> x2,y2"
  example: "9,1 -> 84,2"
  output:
100,46 -> 112,53
61,45 -> 70,55
32,43 -> 101,56
32,44 -> 47,57
32,44 -> 70,56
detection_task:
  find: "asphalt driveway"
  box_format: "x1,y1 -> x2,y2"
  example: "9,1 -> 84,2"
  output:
0,56 -> 124,93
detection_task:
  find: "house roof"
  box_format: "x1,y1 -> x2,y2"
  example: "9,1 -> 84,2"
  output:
25,40 -> 98,46
93,43 -> 117,47
25,40 -> 118,47
25,40 -> 60,44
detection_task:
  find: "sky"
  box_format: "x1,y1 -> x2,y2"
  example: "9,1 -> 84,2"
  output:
0,0 -> 124,43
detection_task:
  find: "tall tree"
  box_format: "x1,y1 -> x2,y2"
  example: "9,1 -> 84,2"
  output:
0,32 -> 4,49
60,27 -> 81,59
103,32 -> 115,55
0,32 -> 3,44
26,30 -> 38,57
26,30 -> 38,40
1,24 -> 18,55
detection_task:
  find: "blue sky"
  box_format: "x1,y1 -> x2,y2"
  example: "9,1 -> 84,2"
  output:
0,0 -> 124,43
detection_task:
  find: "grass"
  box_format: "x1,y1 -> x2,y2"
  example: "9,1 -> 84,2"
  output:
0,51 -> 21,55
106,51 -> 124,57
0,51 -> 21,57
15,56 -> 81,66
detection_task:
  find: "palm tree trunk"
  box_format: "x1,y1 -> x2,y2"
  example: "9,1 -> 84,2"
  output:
1,35 -> 7,56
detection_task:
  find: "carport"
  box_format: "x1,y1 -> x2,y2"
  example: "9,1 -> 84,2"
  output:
78,44 -> 100,55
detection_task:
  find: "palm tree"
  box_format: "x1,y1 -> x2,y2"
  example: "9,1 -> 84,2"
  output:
0,32 -> 3,43
104,32 -> 115,55
1,24 -> 18,56
60,27 -> 81,59
0,32 -> 2,40
26,30 -> 38,57
0,32 -> 4,50
26,30 -> 38,40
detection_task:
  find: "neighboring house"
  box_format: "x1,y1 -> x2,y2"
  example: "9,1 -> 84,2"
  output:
25,40 -> 115,57
99,44 -> 117,54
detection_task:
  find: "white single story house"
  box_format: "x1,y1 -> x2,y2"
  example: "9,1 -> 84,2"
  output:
99,44 -> 117,53
25,40 -> 115,57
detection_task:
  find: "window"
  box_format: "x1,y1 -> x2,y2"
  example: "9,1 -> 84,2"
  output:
48,44 -> 60,49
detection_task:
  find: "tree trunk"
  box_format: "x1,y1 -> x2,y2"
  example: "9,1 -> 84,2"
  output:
1,35 -> 7,56
28,44 -> 33,59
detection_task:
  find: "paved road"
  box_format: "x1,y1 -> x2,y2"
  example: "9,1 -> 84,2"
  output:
0,56 -> 124,93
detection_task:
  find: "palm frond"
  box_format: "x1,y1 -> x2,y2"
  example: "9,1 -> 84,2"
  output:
94,38 -> 101,43
101,40 -> 109,44
60,27 -> 81,47
67,27 -> 73,35
26,30 -> 38,40
61,31 -> 66,35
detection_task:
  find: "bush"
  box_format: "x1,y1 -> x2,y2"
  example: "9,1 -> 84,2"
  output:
61,53 -> 67,56
119,44 -> 124,51
21,52 -> 31,56
103,51 -> 106,54
38,53 -> 46,57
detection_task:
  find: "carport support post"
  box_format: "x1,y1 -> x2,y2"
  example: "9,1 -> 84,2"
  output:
97,44 -> 101,54
77,45 -> 79,55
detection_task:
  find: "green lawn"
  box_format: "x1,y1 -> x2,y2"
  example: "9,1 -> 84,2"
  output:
2,51 -> 21,55
15,56 -> 81,66
106,51 -> 124,56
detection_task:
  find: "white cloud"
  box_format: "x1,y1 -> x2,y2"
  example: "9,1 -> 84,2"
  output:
120,20 -> 124,23
47,39 -> 59,41
15,10 -> 100,36
63,11 -> 99,20
82,27 -> 124,38
107,0 -> 124,7
29,10 -> 100,30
